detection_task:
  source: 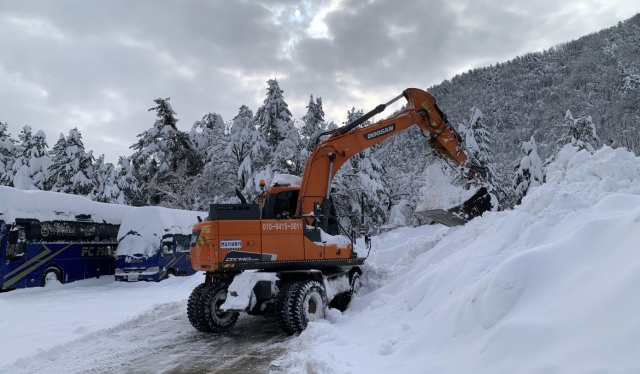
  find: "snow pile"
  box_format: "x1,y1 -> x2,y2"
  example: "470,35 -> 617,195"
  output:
277,145 -> 640,373
115,206 -> 206,257
0,186 -> 132,224
415,164 -> 476,211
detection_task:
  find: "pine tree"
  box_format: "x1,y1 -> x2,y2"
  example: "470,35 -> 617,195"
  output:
12,126 -> 51,190
0,121 -> 16,186
116,156 -> 141,205
190,112 -> 226,154
254,79 -> 294,150
513,136 -> 544,204
557,110 -> 599,153
90,155 -> 121,203
47,128 -> 96,195
130,98 -> 203,205
464,107 -> 497,188
226,105 -> 256,190
273,123 -> 305,176
301,95 -> 325,150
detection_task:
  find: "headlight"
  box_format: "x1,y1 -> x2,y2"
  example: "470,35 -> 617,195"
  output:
115,268 -> 123,274
147,267 -> 160,273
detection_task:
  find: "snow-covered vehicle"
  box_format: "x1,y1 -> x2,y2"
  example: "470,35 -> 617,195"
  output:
114,207 -> 206,282
0,187 -> 133,290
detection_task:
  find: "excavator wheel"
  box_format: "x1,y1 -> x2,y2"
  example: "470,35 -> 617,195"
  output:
329,271 -> 362,312
289,280 -> 327,333
203,282 -> 240,333
187,283 -> 215,332
275,281 -> 301,335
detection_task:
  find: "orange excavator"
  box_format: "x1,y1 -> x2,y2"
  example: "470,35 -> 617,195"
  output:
187,88 -> 492,335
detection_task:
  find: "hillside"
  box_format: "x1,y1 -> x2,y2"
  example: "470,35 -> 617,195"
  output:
429,14 -> 640,186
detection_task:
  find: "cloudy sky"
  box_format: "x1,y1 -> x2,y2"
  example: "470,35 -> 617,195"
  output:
1,0 -> 639,163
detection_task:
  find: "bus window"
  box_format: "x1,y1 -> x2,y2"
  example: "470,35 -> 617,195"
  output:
175,235 -> 191,253
162,236 -> 173,255
7,227 -> 26,260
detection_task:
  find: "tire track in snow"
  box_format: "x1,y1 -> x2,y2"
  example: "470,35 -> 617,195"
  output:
1,301 -> 290,374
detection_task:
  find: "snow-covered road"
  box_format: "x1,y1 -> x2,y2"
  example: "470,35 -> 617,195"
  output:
0,275 -> 291,374
3,301 -> 287,374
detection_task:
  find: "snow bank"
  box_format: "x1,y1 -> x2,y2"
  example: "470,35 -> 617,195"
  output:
115,207 -> 206,257
0,186 -> 132,224
277,145 -> 640,373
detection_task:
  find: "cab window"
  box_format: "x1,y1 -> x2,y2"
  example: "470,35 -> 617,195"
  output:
263,191 -> 299,219
175,235 -> 191,253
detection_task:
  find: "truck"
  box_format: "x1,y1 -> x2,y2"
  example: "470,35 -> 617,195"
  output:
187,88 -> 492,334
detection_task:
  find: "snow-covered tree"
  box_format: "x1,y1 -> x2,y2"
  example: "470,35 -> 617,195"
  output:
47,128 -> 96,195
90,155 -> 121,203
116,156 -> 141,205
190,112 -> 226,155
254,79 -> 295,157
226,105 -> 256,190
301,95 -> 325,151
130,98 -> 202,205
12,126 -> 51,190
557,110 -> 599,153
273,123 -> 305,176
513,136 -> 544,204
0,121 -> 16,186
463,107 -> 497,187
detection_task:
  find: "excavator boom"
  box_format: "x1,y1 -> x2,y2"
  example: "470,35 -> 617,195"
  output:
297,88 -> 490,226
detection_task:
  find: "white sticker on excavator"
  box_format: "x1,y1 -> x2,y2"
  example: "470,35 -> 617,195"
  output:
220,239 -> 242,250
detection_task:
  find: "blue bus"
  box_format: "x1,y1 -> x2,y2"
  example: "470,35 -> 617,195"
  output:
114,207 -> 205,282
0,187 -> 132,290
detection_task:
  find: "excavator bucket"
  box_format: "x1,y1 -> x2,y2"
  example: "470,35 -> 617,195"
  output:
415,187 -> 492,227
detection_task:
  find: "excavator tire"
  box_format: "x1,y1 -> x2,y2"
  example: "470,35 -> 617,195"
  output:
289,280 -> 327,334
275,281 -> 301,335
329,272 -> 362,312
203,282 -> 240,333
187,283 -> 215,332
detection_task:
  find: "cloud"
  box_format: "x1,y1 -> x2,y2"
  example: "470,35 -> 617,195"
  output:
0,0 -> 638,162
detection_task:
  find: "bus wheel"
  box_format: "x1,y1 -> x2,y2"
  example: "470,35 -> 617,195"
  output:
41,267 -> 63,287
167,269 -> 175,278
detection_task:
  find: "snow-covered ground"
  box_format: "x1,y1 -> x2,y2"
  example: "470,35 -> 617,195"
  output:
0,274 -> 204,368
3,145 -> 640,373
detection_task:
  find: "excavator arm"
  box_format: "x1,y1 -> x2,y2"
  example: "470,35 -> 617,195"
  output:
296,88 -> 491,226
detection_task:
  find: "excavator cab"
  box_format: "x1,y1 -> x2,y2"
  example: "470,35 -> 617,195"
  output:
261,189 -> 299,219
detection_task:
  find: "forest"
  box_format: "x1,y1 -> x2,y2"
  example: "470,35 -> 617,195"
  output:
0,14 -> 638,234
